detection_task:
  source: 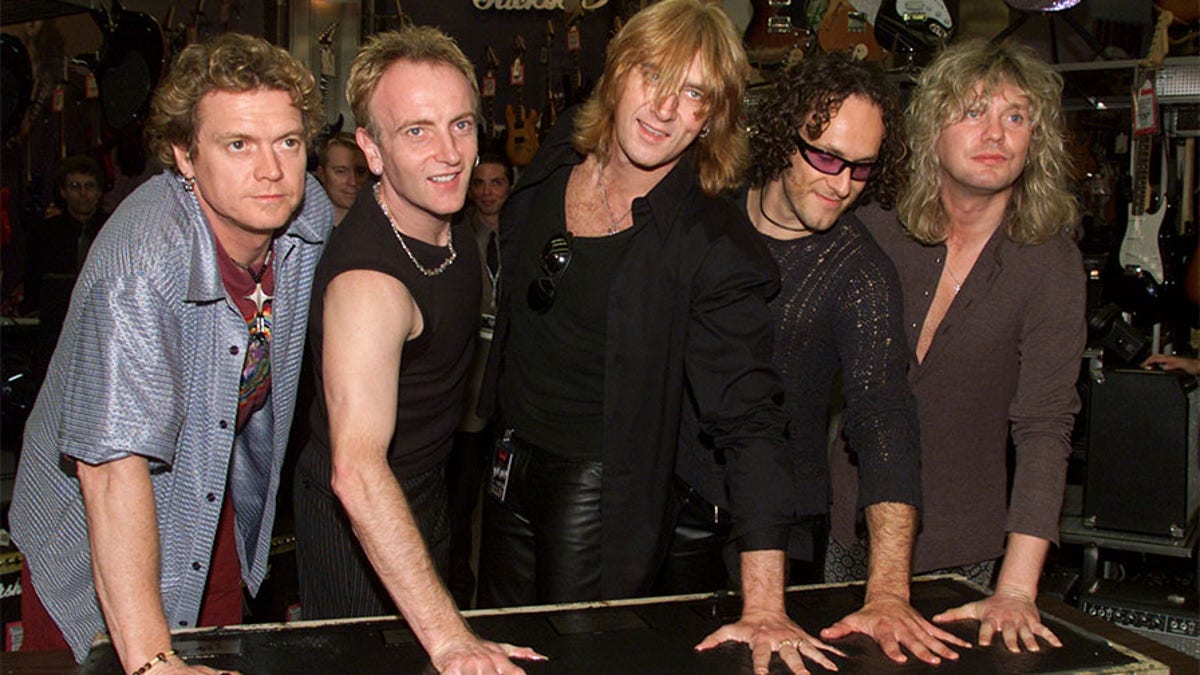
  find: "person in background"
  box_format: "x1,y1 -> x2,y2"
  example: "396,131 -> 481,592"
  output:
292,26 -> 543,673
445,153 -> 512,608
1142,353 -> 1200,375
314,131 -> 370,226
828,39 -> 1086,654
11,33 -> 332,672
23,154 -> 107,315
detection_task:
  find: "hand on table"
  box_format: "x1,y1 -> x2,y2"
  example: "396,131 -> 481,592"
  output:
820,593 -> 969,665
695,608 -> 844,674
430,633 -> 547,675
934,585 -> 1062,653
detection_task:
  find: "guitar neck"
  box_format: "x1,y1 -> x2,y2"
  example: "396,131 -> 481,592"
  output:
1131,134 -> 1154,216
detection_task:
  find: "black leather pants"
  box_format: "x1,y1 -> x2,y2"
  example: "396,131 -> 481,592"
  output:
477,435 -> 603,608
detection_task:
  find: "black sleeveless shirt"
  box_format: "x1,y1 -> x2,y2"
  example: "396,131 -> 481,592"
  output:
306,188 -> 481,479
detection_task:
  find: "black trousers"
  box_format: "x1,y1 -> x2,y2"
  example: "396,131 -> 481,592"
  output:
477,435 -> 604,608
293,449 -> 450,619
445,427 -> 491,609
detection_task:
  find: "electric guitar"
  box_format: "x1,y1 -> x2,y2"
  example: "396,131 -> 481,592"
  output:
481,46 -> 502,152
1118,10 -> 1172,286
873,0 -> 953,54
745,0 -> 809,65
505,36 -> 539,168
817,0 -> 887,62
541,20 -> 559,136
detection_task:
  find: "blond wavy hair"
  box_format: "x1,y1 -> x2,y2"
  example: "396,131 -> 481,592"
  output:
146,33 -> 321,172
900,39 -> 1078,245
346,27 -> 479,142
572,0 -> 749,196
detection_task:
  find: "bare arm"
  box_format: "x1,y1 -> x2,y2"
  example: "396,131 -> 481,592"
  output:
323,270 -> 542,673
934,532 -> 1061,652
78,456 -> 234,675
819,503 -> 967,664
695,549 -> 842,674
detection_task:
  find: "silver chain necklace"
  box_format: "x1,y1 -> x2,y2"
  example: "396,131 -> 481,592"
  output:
599,168 -> 633,235
373,183 -> 456,277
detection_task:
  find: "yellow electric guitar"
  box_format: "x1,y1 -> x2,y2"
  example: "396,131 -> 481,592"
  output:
505,36 -> 539,167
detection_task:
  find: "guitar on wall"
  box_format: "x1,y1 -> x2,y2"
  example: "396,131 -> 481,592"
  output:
481,46 -> 503,153
745,0 -> 811,66
540,20 -> 559,137
872,0 -> 953,55
817,0 -> 887,62
505,36 -> 539,168
1118,9 -> 1173,287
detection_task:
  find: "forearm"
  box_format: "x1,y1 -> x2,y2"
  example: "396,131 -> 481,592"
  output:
863,502 -> 917,604
77,456 -> 173,673
994,532 -> 1050,599
333,457 -> 472,651
739,549 -> 786,615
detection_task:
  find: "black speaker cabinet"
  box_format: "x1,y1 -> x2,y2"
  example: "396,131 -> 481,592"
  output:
1084,368 -> 1199,538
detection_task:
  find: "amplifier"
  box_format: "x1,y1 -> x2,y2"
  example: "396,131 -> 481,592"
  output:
1079,580 -> 1199,639
1084,369 -> 1199,538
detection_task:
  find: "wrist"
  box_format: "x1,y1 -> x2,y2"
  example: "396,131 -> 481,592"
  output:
993,582 -> 1036,602
129,649 -> 178,675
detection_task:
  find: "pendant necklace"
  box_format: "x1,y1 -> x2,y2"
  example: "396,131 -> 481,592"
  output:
599,168 -> 633,235
945,263 -> 965,294
374,183 -> 456,276
232,244 -> 273,336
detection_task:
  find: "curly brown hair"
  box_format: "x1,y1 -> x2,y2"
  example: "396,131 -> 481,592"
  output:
747,53 -> 905,209
146,33 -> 321,172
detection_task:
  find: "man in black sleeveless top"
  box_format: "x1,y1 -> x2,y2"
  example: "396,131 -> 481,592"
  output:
293,27 -> 543,673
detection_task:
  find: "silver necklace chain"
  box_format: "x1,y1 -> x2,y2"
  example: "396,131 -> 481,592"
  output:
374,183 -> 456,277
599,169 -> 633,235
944,262 -> 964,293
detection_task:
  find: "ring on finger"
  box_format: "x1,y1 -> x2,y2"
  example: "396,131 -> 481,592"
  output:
777,639 -> 794,650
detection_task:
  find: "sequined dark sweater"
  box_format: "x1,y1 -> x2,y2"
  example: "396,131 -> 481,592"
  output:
677,205 -> 921,555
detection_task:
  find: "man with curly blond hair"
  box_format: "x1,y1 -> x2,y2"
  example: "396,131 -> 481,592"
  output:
11,33 -> 332,673
829,39 -> 1086,655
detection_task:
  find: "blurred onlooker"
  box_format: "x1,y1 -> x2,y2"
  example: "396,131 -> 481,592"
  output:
23,155 -> 107,315
446,153 -> 512,607
315,131 -> 369,226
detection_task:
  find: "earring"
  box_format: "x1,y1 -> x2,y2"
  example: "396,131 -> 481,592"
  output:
699,126 -> 710,139
475,155 -> 481,168
182,175 -> 196,192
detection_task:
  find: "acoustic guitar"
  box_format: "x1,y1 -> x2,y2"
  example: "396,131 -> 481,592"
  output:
505,36 -> 539,168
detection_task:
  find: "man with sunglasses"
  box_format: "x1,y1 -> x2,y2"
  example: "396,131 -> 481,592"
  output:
679,54 -> 966,672
477,0 -> 795,633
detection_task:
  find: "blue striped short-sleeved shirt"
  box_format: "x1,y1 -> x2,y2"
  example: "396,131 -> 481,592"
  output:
10,172 -> 331,661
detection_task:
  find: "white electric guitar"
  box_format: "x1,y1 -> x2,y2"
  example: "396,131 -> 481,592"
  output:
1118,135 -> 1168,285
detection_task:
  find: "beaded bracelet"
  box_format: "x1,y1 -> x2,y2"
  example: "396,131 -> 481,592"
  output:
130,649 -> 177,675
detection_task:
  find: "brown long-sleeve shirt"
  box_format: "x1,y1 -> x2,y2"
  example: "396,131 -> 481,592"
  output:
830,204 -> 1086,572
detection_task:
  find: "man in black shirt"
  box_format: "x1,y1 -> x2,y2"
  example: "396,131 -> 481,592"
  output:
687,55 -> 967,671
477,5 -> 797,659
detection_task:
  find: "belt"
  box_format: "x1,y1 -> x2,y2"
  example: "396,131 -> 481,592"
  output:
673,476 -> 732,526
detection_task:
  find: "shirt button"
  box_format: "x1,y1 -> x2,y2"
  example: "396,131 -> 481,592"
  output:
924,290 -> 930,296
206,493 -> 217,502
219,420 -> 228,429
911,322 -> 918,328
230,345 -> 239,355
192,561 -> 202,571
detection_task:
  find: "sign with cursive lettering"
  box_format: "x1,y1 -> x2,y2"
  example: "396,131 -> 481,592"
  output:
474,0 -> 609,10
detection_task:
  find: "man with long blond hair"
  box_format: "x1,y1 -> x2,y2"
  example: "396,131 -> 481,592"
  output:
293,25 -> 543,673
11,33 -> 332,673
829,39 -> 1086,654
477,0 -> 792,614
